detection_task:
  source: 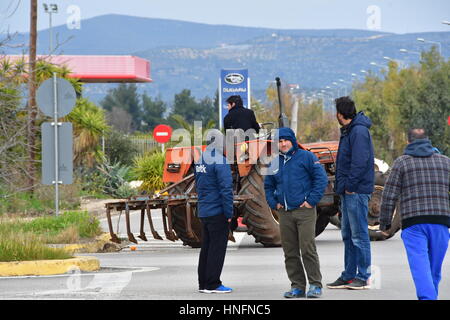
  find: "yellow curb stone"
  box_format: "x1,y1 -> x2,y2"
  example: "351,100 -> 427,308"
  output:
0,256 -> 100,277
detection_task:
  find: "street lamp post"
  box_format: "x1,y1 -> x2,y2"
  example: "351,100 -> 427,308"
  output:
338,79 -> 348,96
370,61 -> 385,68
399,48 -> 421,56
332,82 -> 341,98
417,37 -> 442,56
383,56 -> 404,68
43,3 -> 58,54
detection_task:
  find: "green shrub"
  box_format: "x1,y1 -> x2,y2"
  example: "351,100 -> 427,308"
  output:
97,160 -> 136,199
105,130 -> 139,166
132,151 -> 166,194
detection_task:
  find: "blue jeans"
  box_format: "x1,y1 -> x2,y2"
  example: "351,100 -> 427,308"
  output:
401,224 -> 449,300
339,194 -> 371,282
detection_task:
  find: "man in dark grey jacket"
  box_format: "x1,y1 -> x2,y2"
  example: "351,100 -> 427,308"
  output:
380,128 -> 450,300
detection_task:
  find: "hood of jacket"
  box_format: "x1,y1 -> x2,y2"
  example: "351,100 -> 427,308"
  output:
341,111 -> 372,136
404,138 -> 434,157
278,127 -> 298,155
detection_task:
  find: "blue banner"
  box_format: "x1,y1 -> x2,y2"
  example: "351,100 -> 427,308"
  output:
219,69 -> 250,129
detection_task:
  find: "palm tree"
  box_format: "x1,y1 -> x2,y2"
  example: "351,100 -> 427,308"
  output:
170,114 -> 216,146
65,98 -> 109,168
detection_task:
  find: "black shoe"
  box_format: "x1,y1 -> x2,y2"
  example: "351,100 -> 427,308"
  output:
326,277 -> 354,289
346,278 -> 369,290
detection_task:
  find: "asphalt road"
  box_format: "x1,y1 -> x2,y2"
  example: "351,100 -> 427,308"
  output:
0,209 -> 449,301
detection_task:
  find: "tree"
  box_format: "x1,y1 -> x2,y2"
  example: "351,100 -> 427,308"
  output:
106,107 -> 133,133
0,52 -> 84,195
253,82 -> 339,143
104,130 -> 138,167
141,93 -> 166,131
66,98 -> 109,168
353,47 -> 450,162
0,58 -> 29,196
296,100 -> 340,143
404,48 -> 450,155
169,89 -> 216,128
101,83 -> 141,131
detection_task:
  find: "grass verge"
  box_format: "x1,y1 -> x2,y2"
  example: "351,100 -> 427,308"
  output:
0,211 -> 102,262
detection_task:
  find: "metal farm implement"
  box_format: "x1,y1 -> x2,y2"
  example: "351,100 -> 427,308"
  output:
104,173 -> 252,245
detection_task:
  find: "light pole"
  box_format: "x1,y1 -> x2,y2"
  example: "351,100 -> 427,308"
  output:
370,61 -> 385,68
399,48 -> 421,56
417,37 -> 441,56
442,21 -> 450,26
383,56 -> 404,68
43,3 -> 58,54
351,73 -> 361,80
338,79 -> 348,96
332,82 -> 341,98
289,84 -> 300,135
320,89 -> 333,110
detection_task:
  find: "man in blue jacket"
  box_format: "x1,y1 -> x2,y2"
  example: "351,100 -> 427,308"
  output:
264,127 -> 328,298
195,130 -> 234,294
327,96 -> 375,290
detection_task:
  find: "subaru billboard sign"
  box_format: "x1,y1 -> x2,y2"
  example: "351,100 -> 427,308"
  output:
219,69 -> 250,129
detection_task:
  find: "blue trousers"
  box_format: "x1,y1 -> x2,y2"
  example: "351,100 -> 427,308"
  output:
401,224 -> 449,300
340,194 -> 372,282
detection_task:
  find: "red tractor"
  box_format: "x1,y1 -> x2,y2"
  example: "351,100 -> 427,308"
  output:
104,78 -> 400,248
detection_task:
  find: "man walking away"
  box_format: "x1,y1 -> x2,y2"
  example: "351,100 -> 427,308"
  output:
265,127 -> 328,298
379,128 -> 450,300
195,130 -> 234,294
327,96 -> 375,290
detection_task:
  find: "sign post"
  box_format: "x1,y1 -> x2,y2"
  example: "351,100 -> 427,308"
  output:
218,69 -> 250,130
37,74 -> 76,216
153,124 -> 172,154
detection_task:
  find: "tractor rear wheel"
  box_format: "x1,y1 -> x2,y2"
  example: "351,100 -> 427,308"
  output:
238,164 -> 281,247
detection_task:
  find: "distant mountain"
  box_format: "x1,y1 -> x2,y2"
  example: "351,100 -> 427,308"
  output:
3,14 -> 449,103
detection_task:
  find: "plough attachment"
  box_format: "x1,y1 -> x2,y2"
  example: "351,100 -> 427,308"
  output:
104,193 -> 252,245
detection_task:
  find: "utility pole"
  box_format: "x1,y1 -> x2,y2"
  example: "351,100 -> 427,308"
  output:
27,0 -> 38,192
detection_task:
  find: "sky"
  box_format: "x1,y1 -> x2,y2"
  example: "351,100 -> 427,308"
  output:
1,0 -> 449,34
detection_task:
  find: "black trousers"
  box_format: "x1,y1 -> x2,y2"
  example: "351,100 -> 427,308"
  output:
198,214 -> 230,290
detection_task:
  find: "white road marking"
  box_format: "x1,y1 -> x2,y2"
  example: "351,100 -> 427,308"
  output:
0,266 -> 159,280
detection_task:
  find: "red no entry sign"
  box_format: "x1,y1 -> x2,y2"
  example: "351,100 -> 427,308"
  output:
153,124 -> 172,144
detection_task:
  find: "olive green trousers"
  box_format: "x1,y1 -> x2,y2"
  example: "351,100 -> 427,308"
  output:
278,207 -> 322,291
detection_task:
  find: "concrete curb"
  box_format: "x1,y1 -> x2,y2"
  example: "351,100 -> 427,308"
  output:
0,256 -> 100,277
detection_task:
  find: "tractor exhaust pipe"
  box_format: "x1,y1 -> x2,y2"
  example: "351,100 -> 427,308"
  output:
276,77 -> 290,128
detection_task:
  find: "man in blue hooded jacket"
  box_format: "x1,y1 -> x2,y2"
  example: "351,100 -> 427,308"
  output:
264,127 -> 328,298
195,129 -> 234,294
327,96 -> 375,290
